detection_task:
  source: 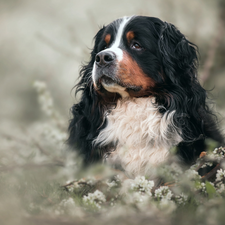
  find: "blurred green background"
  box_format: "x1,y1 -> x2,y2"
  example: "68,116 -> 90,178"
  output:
0,0 -> 225,131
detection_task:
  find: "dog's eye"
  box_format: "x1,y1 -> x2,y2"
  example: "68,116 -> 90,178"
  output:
131,42 -> 142,50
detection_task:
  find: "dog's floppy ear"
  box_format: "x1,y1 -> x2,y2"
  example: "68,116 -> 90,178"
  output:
158,22 -> 198,85
158,22 -> 206,141
67,27 -> 106,164
157,22 -> 224,160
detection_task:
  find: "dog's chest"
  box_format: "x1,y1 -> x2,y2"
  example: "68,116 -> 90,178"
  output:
94,98 -> 182,178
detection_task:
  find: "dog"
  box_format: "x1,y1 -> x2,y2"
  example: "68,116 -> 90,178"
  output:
68,16 -> 223,178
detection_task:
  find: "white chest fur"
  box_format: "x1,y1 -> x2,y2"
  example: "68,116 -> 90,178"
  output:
94,97 -> 182,178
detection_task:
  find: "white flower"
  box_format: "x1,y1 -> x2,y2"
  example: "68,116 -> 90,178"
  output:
216,183 -> 225,194
159,199 -> 177,214
60,198 -> 76,208
159,163 -> 183,181
175,193 -> 188,205
185,169 -> 201,180
216,169 -> 225,182
155,186 -> 173,200
208,147 -> 225,162
124,191 -> 151,208
130,176 -> 154,196
83,190 -> 106,209
106,180 -> 118,191
87,176 -> 98,185
195,182 -> 207,193
213,147 -> 225,155
200,162 -> 213,168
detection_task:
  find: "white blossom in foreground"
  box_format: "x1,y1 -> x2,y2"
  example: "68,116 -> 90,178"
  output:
124,191 -> 151,209
158,163 -> 183,182
216,169 -> 225,182
216,183 -> 225,194
55,198 -> 76,215
106,180 -> 118,191
195,182 -> 207,193
159,199 -> 177,214
155,186 -> 173,200
56,198 -> 85,217
185,169 -> 201,180
66,182 -> 80,193
86,176 -> 97,186
83,190 -> 106,209
214,169 -> 225,194
205,147 -> 225,162
213,147 -> 225,156
175,193 -> 188,205
60,197 -> 76,208
130,176 -> 154,196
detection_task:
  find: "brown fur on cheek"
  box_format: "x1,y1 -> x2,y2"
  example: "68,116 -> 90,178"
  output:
117,52 -> 155,91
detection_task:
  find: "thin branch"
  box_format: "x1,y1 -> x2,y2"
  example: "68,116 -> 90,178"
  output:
201,163 -> 221,181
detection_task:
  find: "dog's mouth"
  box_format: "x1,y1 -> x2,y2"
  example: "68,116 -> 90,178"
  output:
95,73 -> 145,98
100,75 -> 118,87
97,75 -> 129,98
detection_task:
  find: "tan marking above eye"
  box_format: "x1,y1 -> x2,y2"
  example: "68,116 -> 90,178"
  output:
126,31 -> 135,43
104,34 -> 111,45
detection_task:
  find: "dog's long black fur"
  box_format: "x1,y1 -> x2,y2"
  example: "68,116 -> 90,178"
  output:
67,16 -> 224,166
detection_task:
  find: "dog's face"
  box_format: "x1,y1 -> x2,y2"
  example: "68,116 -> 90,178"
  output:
92,16 -> 165,98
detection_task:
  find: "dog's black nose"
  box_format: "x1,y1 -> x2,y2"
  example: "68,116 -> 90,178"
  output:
95,51 -> 116,67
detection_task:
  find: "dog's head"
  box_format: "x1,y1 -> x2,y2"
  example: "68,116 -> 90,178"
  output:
89,16 -> 199,104
73,16 -> 208,146
68,16 -> 223,164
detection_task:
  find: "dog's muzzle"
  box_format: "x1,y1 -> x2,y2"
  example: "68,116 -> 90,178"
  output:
94,51 -> 119,89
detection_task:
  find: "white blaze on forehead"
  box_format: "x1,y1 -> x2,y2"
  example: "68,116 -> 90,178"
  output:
92,16 -> 132,87
101,16 -> 132,62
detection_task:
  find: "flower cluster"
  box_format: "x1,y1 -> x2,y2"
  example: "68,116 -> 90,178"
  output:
207,147 -> 225,162
157,162 -> 183,182
130,176 -> 154,196
83,190 -> 106,209
154,186 -> 173,201
215,169 -> 225,194
175,193 -> 188,205
216,169 -> 225,182
195,181 -> 207,193
60,197 -> 76,208
106,180 -> 118,191
185,169 -> 201,180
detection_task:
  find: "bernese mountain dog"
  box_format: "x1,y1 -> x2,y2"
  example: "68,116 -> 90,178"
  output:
68,16 -> 223,178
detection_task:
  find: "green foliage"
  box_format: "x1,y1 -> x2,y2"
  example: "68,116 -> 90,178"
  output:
206,181 -> 217,199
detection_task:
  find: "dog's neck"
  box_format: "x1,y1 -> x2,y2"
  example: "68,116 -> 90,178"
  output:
94,97 -> 182,178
